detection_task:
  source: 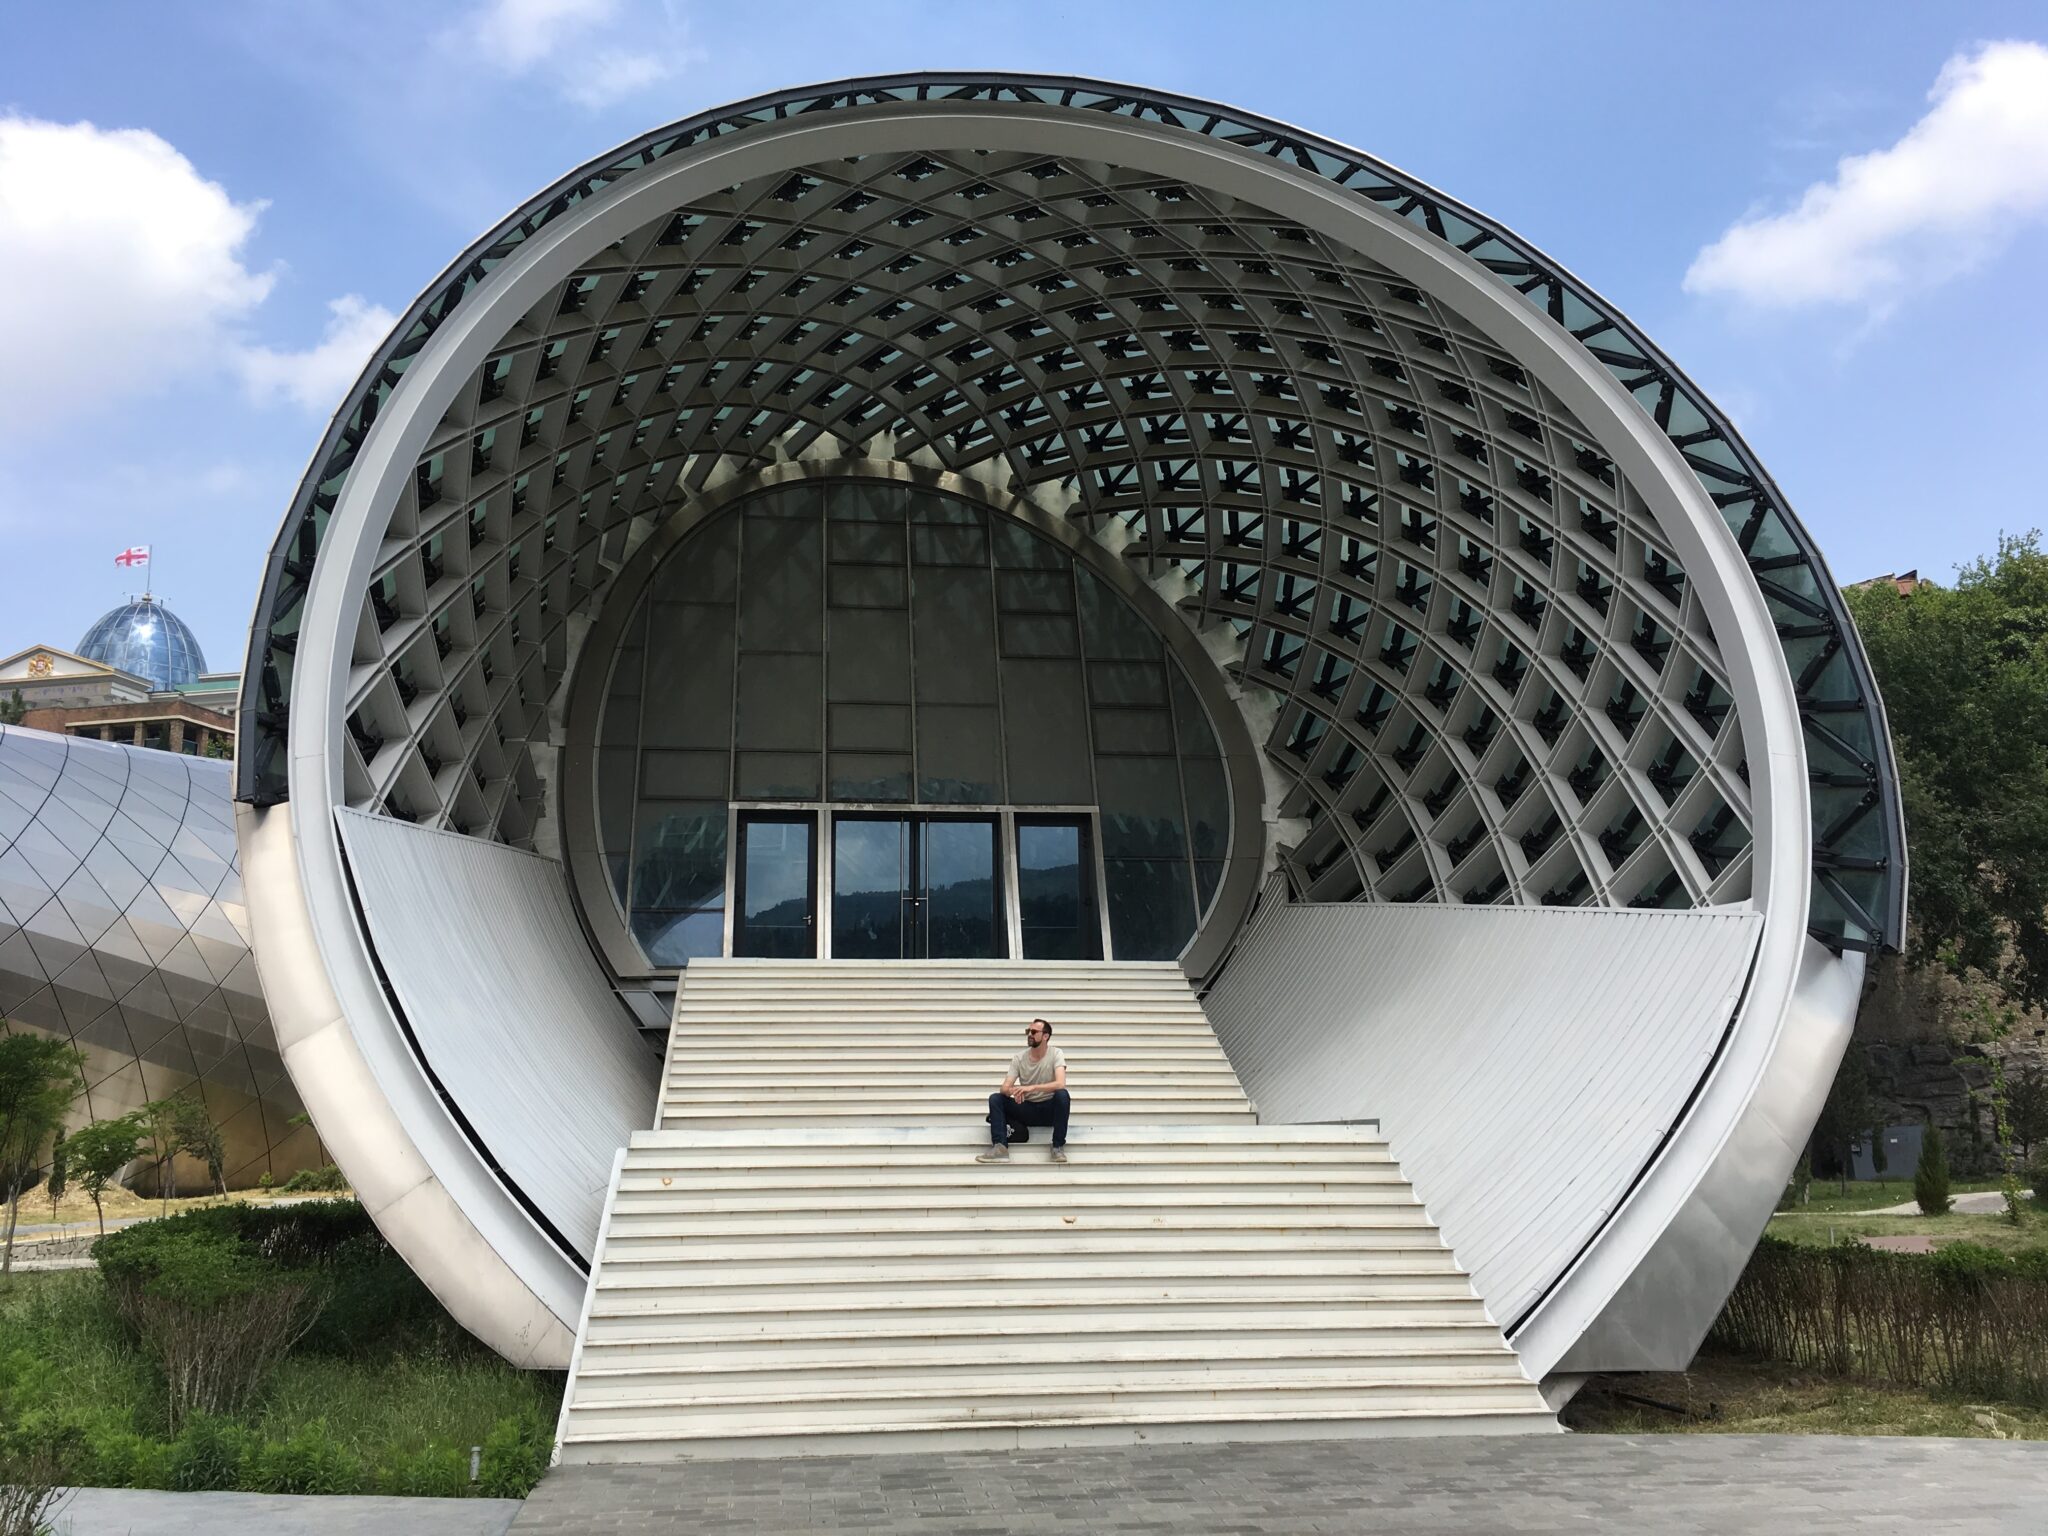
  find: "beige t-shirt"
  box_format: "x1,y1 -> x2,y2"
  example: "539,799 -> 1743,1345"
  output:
1008,1045 -> 1066,1100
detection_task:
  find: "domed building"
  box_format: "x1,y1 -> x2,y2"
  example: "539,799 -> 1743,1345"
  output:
228,74 -> 1904,1453
77,596 -> 208,693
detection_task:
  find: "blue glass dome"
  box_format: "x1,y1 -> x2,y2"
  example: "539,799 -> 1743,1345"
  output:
77,597 -> 207,692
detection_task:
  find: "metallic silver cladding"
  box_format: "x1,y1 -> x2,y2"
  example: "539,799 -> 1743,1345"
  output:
229,84 -> 1868,1374
0,724 -> 314,1182
335,808 -> 659,1259
1201,900 -> 1762,1342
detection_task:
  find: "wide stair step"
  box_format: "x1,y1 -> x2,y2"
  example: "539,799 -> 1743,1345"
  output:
556,961 -> 1554,1461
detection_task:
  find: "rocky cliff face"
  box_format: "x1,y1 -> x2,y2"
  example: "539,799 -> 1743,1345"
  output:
1854,955 -> 2047,1177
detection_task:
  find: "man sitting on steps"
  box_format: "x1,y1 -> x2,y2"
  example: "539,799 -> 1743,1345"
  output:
977,1018 -> 1069,1164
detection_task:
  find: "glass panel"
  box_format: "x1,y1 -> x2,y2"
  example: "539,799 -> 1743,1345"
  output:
830,752 -> 913,802
1018,820 -> 1101,960
738,493 -> 823,652
1103,858 -> 1196,961
735,750 -> 821,799
923,819 -> 1001,958
628,800 -> 726,965
1078,569 -> 1159,658
640,749 -> 728,798
833,817 -> 909,958
641,601 -> 732,747
1001,658 -> 1091,803
1180,758 -> 1232,861
917,704 -> 1001,804
736,654 -> 822,749
631,907 -> 725,967
911,567 -> 997,703
1097,756 -> 1189,859
735,816 -> 813,958
827,609 -> 910,700
1091,708 -> 1173,754
630,802 -> 726,911
829,703 -> 911,752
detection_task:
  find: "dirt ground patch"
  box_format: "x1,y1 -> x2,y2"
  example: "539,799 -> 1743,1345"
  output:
1563,1355 -> 2048,1440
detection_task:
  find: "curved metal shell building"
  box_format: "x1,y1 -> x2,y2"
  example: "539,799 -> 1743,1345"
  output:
230,76 -> 1902,1399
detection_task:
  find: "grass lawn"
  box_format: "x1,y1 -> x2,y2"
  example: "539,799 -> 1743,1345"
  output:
0,1249 -> 562,1496
1782,1177 -> 2009,1216
1564,1355 -> 2048,1439
1767,1179 -> 2044,1253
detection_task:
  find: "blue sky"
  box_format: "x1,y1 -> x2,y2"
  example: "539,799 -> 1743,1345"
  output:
4,1 -> 2046,671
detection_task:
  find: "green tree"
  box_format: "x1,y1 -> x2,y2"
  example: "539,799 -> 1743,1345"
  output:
171,1094 -> 227,1197
1843,534 -> 2048,1005
1915,1121 -> 1954,1215
65,1113 -> 144,1235
1810,1041 -> 1878,1192
0,1032 -> 84,1273
0,688 -> 24,725
138,1096 -> 186,1212
201,733 -> 233,760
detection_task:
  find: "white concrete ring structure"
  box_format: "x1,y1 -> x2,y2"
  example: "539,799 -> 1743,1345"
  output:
233,76 -> 1901,1379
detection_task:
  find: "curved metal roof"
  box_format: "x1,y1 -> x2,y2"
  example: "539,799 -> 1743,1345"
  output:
79,595 -> 207,692
236,73 -> 1902,951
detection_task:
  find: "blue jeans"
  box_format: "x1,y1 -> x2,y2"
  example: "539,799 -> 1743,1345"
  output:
988,1089 -> 1070,1149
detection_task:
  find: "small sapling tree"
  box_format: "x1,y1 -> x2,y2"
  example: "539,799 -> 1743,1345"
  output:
66,1114 -> 144,1235
1915,1121 -> 1954,1215
0,1033 -> 84,1274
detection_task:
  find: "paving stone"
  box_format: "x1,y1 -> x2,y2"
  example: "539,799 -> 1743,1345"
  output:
509,1436 -> 2048,1535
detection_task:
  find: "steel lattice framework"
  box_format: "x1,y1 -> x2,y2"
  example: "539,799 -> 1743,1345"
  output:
236,74 -> 1901,951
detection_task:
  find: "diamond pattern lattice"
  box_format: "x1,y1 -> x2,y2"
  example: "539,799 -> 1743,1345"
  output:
238,78 -> 1896,948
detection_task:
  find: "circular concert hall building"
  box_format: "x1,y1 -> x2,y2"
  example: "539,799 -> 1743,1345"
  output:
231,75 -> 1903,1402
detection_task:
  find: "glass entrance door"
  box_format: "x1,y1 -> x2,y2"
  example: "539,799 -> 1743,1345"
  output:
1015,816 -> 1103,959
732,813 -> 816,957
830,814 -> 1002,958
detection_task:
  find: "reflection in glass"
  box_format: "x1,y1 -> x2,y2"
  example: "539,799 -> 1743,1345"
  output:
735,816 -> 813,958
832,817 -> 908,959
1018,820 -> 1101,960
924,819 -> 1000,958
598,479 -> 1235,968
1103,857 -> 1197,961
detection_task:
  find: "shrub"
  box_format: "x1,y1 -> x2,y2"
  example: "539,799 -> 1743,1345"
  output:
2028,1148 -> 2048,1212
166,1415 -> 254,1492
93,1207 -> 348,1427
373,1442 -> 468,1498
278,1165 -> 348,1194
475,1412 -> 550,1498
1915,1122 -> 1953,1215
0,1440 -> 62,1536
243,1422 -> 365,1495
1709,1234 -> 2048,1405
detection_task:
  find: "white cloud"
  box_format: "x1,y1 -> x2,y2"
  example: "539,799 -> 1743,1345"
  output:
0,116 -> 276,429
236,293 -> 397,414
1686,40 -> 2048,311
463,0 -> 677,106
562,47 -> 675,110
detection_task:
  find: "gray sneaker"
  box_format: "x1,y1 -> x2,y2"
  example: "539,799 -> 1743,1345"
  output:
975,1145 -> 1010,1163
1049,1147 -> 1068,1164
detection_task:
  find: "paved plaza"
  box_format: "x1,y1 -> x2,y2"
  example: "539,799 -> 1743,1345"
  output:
48,1487 -> 520,1535
511,1435 -> 2048,1534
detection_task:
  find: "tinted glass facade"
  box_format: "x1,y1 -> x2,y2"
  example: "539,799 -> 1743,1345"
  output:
595,481 -> 1229,965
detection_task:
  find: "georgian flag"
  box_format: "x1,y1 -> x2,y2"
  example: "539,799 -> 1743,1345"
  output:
115,545 -> 151,569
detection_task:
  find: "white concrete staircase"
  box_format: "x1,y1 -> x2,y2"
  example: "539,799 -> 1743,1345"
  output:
555,960 -> 1555,1460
